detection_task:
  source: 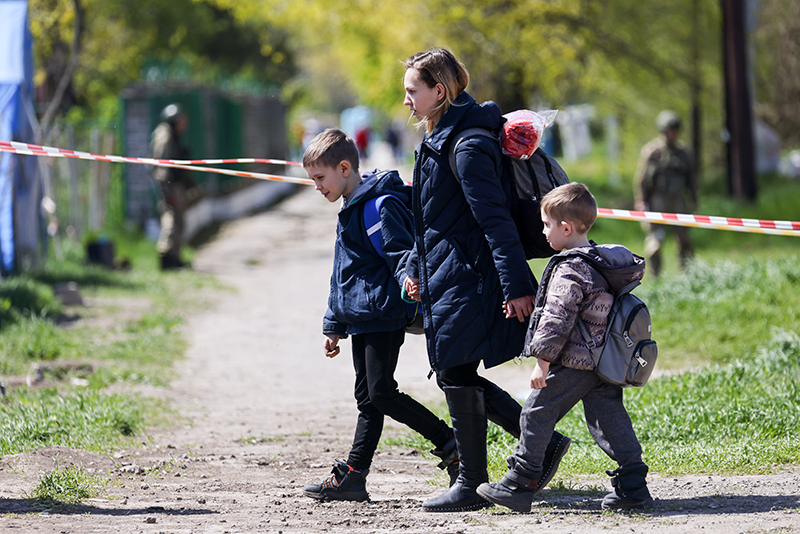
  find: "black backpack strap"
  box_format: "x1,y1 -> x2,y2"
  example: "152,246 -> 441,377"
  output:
616,280 -> 641,295
534,148 -> 558,189
576,318 -> 596,349
448,127 -> 497,180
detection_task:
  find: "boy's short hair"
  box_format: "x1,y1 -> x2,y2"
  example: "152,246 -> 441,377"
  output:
541,183 -> 597,234
302,128 -> 360,170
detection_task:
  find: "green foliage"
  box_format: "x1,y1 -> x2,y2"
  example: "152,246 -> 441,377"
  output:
0,229 -> 220,455
32,239 -> 150,290
640,256 -> 800,368
0,317 -> 82,372
690,174 -> 800,255
32,465 -> 106,504
0,388 -> 146,455
29,0 -> 297,121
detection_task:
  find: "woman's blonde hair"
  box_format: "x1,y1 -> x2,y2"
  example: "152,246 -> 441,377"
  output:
404,48 -> 469,133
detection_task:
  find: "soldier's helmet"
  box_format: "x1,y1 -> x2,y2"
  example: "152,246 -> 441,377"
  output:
656,110 -> 681,132
160,103 -> 184,124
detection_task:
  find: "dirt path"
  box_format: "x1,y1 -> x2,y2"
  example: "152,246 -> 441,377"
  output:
2,161 -> 799,533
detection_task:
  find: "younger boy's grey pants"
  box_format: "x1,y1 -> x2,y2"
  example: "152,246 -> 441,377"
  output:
513,363 -> 647,480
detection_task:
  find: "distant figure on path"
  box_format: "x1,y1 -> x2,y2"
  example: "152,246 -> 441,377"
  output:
634,110 -> 697,276
150,104 -> 194,270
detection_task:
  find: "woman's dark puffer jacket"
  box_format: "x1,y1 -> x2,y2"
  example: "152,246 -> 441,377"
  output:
406,91 -> 537,372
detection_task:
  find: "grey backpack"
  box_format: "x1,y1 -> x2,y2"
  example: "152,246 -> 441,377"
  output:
576,278 -> 657,387
535,250 -> 657,387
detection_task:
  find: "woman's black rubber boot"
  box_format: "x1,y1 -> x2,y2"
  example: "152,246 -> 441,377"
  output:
422,386 -> 493,512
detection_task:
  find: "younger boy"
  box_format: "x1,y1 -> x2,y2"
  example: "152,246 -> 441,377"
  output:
477,183 -> 654,512
301,128 -> 456,502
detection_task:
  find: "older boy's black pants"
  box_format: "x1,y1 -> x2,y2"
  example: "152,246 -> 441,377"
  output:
346,329 -> 451,471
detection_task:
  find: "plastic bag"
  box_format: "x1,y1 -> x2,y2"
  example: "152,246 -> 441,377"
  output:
501,109 -> 558,160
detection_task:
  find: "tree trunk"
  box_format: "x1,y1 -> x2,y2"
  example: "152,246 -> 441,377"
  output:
721,0 -> 757,200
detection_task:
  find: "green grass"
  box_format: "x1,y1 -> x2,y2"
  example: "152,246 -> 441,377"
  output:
555,329 -> 800,477
0,236 -> 219,455
0,278 -> 62,329
641,255 -> 800,368
0,388 -> 148,454
32,465 -> 107,504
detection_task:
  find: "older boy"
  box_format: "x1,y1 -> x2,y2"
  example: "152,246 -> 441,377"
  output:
477,183 -> 654,512
301,129 -> 456,502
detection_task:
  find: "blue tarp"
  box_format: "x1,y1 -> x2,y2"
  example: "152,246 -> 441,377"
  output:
0,0 -> 41,276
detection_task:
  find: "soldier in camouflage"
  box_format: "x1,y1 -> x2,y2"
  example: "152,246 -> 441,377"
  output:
634,111 -> 697,277
150,104 -> 194,270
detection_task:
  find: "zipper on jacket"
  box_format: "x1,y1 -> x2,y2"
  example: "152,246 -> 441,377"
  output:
414,144 -> 439,374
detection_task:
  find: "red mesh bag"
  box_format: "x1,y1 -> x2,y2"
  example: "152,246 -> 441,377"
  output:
501,110 -> 557,160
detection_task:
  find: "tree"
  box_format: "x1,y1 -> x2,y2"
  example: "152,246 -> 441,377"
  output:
30,0 -> 83,138
753,0 -> 800,146
29,0 -> 298,126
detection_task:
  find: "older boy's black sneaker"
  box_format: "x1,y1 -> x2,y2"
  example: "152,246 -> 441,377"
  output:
303,460 -> 369,502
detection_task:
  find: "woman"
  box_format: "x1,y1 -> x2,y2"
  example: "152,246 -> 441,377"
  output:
402,48 -> 571,512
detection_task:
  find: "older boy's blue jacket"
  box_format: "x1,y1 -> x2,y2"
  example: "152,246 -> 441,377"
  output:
406,91 -> 537,371
323,170 -> 414,336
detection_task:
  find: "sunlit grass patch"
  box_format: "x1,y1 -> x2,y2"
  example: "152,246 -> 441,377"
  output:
640,256 -> 800,368
32,465 -> 107,504
0,388 -> 148,455
554,329 -> 800,476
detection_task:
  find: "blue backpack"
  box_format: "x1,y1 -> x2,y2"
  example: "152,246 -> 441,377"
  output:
362,194 -> 424,334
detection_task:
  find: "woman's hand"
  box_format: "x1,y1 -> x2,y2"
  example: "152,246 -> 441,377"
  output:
504,295 -> 535,322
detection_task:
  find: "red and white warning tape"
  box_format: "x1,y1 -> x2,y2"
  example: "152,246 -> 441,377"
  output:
2,140 -> 798,236
0,140 -> 314,186
597,208 -> 800,237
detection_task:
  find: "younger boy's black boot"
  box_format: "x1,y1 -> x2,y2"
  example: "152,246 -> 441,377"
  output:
303,460 -> 369,502
476,469 -> 539,513
480,380 -> 572,493
601,465 -> 654,510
